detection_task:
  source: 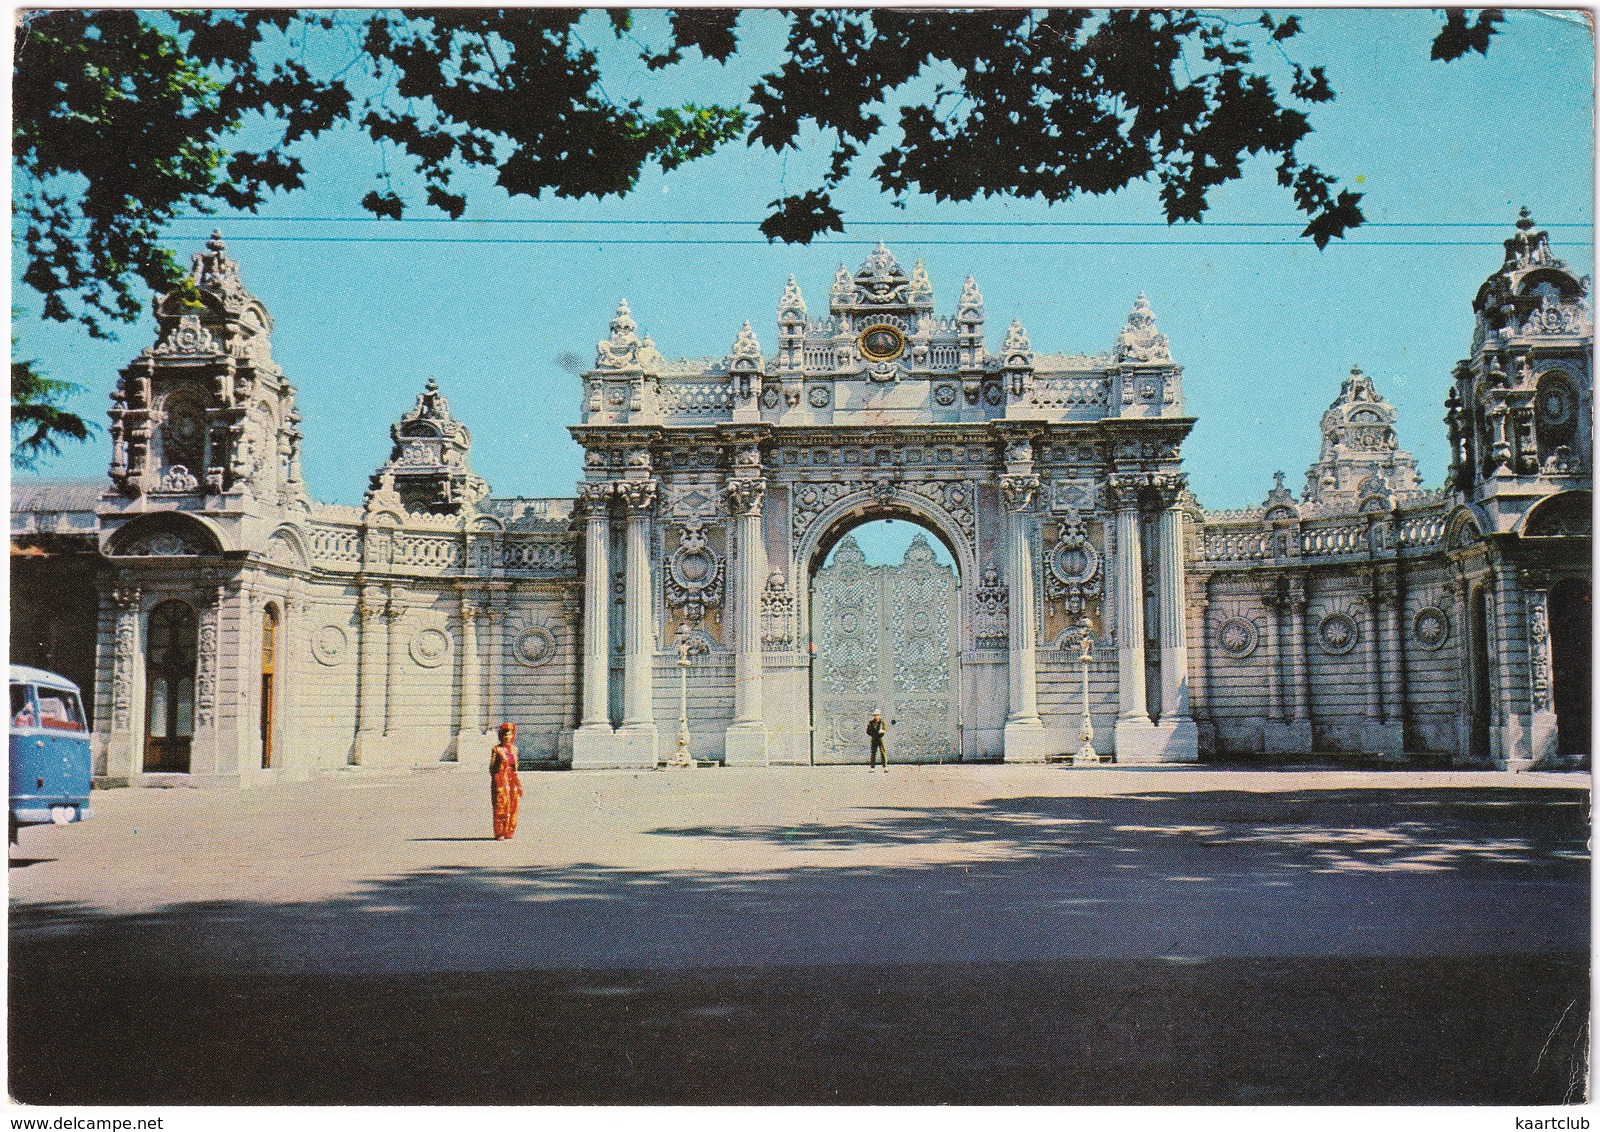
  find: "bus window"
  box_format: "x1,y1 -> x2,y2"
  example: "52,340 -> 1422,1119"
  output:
11,684 -> 37,728
37,690 -> 85,731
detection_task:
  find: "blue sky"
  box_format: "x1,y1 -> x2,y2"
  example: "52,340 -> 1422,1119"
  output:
12,8 -> 1594,511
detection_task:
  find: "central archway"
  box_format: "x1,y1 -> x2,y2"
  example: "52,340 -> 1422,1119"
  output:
806,511 -> 965,764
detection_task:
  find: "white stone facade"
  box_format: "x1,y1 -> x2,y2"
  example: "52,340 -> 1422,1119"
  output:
9,219 -> 1590,784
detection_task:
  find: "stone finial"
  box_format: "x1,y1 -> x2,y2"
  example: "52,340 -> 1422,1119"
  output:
1302,366 -> 1421,508
731,320 -> 762,359
595,298 -> 643,369
1003,318 -> 1032,355
1114,292 -> 1171,364
1503,206 -> 1558,270
188,228 -> 248,301
830,262 -> 853,305
778,275 -> 807,321
958,274 -> 985,320
909,259 -> 933,306
1262,469 -> 1299,520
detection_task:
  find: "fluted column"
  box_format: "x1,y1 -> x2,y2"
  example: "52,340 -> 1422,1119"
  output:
381,591 -> 403,738
1000,471 -> 1046,761
572,482 -> 622,767
616,479 -> 660,766
1110,474 -> 1160,761
1259,580 -> 1283,721
1380,570 -> 1406,727
1150,477 -> 1198,761
725,477 -> 770,764
1286,576 -> 1309,723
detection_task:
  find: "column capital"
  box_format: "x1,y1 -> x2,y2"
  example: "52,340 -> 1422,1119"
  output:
1285,574 -> 1308,608
1149,471 -> 1188,510
616,479 -> 658,514
1106,472 -> 1147,511
111,584 -> 142,609
724,477 -> 767,517
576,480 -> 616,513
1000,473 -> 1041,512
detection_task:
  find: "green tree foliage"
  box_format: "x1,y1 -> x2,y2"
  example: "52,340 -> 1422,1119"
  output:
15,7 -> 1504,342
11,355 -> 96,470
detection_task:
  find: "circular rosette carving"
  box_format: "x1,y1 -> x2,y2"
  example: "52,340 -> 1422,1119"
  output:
1215,617 -> 1258,659
933,384 -> 957,406
1317,611 -> 1360,655
808,385 -> 831,408
513,625 -> 557,667
409,627 -> 452,668
1412,607 -> 1450,650
311,624 -> 347,666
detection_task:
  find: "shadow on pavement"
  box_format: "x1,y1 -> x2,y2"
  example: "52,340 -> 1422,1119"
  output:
11,785 -> 1590,1105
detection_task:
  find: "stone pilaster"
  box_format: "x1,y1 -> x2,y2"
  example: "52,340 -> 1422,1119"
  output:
381,591 -> 404,740
103,585 -> 143,781
351,584 -> 386,766
1109,474 -> 1160,761
1357,568 -> 1402,756
452,589 -> 483,761
1000,471 -> 1047,762
572,482 -> 616,767
617,478 -> 659,766
1152,479 -> 1197,760
1282,574 -> 1313,752
1521,572 -> 1558,768
1260,578 -> 1283,720
724,476 -> 769,765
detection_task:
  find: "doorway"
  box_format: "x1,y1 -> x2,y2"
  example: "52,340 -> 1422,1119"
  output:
810,520 -> 960,763
144,601 -> 197,773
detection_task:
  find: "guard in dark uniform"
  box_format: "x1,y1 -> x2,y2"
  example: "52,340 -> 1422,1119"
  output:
867,709 -> 888,771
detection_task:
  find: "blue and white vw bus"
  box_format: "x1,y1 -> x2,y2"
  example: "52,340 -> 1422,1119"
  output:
9,665 -> 92,837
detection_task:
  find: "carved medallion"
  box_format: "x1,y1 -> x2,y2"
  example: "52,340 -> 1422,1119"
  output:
933,384 -> 957,406
1412,607 -> 1450,650
409,627 -> 451,668
1216,617 -> 1258,659
311,624 -> 348,666
858,323 -> 907,362
808,385 -> 831,408
513,625 -> 557,667
1317,611 -> 1360,655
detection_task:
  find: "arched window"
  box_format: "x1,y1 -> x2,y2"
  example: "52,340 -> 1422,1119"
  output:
145,601 -> 197,773
260,605 -> 279,769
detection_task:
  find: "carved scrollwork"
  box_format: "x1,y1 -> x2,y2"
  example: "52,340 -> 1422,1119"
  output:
759,571 -> 797,650
1044,510 -> 1103,615
974,563 -> 1009,648
724,478 -> 767,517
1000,474 -> 1041,512
615,480 -> 658,513
664,518 -> 724,625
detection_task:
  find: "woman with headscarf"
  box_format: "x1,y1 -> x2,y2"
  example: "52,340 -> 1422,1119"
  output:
490,722 -> 524,841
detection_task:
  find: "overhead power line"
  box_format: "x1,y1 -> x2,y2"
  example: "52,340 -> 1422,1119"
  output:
161,215 -> 1589,229
198,234 -> 1588,248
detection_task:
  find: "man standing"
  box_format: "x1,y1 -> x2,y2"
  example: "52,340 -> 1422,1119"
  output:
866,709 -> 888,771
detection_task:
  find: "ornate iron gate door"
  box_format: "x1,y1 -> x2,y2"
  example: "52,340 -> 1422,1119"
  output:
811,532 -> 959,763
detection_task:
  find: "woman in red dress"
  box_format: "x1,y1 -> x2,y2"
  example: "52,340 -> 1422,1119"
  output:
490,722 -> 523,841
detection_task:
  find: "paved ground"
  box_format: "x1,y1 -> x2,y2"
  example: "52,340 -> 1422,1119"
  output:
9,763 -> 1591,1104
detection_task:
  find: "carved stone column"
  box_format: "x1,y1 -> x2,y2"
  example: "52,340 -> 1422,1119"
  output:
572,482 -> 616,767
1379,570 -> 1406,733
351,584 -> 386,765
1259,578 -> 1283,722
104,585 -> 143,781
725,477 -> 769,765
1109,474 -> 1159,761
617,478 -> 659,766
1152,476 -> 1197,760
483,594 -> 507,736
1285,574 -> 1313,751
452,589 -> 483,762
382,590 -> 404,740
1000,472 -> 1047,762
1516,569 -> 1555,772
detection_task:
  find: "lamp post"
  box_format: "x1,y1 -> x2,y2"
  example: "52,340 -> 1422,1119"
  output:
669,631 -> 695,768
1072,629 -> 1100,765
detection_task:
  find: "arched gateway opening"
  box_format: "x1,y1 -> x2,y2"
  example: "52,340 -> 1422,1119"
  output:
808,516 -> 963,764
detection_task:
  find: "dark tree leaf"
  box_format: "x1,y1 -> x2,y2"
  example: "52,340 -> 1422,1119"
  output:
1432,9 -> 1504,61
759,191 -> 845,244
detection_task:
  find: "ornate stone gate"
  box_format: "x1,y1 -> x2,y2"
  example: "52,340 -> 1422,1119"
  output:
567,243 -> 1201,768
811,532 -> 960,763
